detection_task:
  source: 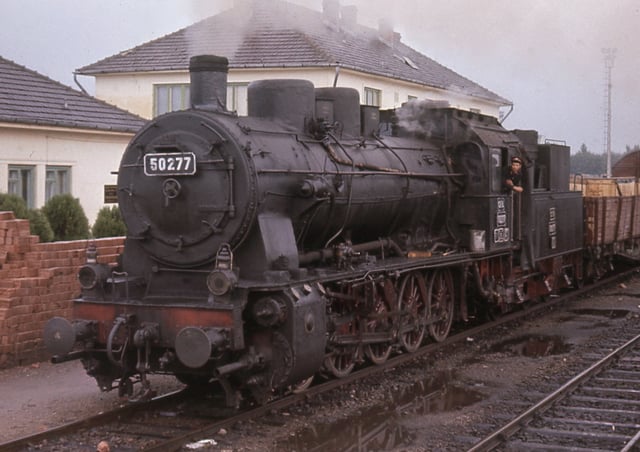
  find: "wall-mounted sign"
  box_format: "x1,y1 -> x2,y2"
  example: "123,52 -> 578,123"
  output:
104,185 -> 118,204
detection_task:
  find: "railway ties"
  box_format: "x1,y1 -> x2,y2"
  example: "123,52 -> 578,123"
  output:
469,333 -> 640,451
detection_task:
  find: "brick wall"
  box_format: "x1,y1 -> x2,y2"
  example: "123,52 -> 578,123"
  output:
0,211 -> 124,368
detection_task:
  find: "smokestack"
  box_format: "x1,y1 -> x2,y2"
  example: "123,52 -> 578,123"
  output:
189,55 -> 228,111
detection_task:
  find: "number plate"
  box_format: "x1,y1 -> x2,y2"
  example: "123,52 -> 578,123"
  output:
144,152 -> 196,176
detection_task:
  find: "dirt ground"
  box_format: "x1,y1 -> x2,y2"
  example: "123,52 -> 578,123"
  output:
0,361 -> 183,443
1,275 -> 639,450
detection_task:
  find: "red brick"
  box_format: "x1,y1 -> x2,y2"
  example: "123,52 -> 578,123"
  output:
10,305 -> 30,316
17,331 -> 41,342
0,235 -> 125,368
0,298 -> 14,309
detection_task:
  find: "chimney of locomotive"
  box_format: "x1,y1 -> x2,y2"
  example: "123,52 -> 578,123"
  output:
189,55 -> 228,111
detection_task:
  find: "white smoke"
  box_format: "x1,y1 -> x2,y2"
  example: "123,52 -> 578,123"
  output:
395,99 -> 450,135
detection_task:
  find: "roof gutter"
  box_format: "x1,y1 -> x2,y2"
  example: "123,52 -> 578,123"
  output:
332,65 -> 340,87
73,72 -> 89,95
0,120 -> 140,136
499,104 -> 514,125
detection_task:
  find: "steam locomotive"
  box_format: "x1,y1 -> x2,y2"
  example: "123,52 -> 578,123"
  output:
44,55 -> 591,405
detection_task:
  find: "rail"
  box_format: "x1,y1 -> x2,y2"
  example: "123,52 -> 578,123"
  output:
468,332 -> 640,451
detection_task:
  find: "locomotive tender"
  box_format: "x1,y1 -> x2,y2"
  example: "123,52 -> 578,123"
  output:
44,55 -> 585,405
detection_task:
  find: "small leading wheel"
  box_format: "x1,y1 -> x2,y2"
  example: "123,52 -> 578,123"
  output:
323,346 -> 357,378
397,271 -> 427,353
363,285 -> 393,365
428,269 -> 454,342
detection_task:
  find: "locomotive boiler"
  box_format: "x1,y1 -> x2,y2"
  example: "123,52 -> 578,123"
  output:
44,54 -> 584,405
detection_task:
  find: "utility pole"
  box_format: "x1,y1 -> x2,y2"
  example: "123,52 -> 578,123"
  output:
602,48 -> 616,177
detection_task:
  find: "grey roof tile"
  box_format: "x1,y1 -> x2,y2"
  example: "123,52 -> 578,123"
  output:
0,56 -> 147,132
78,1 -> 510,105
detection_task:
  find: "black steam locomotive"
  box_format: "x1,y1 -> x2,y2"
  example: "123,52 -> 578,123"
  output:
44,55 -> 586,405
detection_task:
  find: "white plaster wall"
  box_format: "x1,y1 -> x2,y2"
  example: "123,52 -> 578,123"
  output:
94,67 -> 501,119
95,73 -> 167,119
0,124 -> 133,225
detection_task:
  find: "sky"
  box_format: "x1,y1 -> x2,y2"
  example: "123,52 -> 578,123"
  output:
1,0 -> 639,154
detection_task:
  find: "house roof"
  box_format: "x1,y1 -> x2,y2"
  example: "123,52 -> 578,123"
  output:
77,1 -> 510,106
0,56 -> 146,133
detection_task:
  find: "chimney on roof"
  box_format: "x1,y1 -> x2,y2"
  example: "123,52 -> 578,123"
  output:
378,18 -> 401,47
323,0 -> 340,23
341,5 -> 357,28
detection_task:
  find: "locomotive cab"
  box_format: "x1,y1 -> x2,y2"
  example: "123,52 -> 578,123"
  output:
420,108 -> 522,254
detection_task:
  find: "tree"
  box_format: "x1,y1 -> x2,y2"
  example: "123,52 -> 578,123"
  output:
0,193 -> 29,219
26,208 -> 54,243
92,205 -> 126,238
0,194 -> 54,242
570,143 -> 628,176
570,144 -> 605,175
42,194 -> 90,241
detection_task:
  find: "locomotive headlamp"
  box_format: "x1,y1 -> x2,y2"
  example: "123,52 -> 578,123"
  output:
78,243 -> 111,290
208,243 -> 236,296
207,269 -> 237,296
78,263 -> 110,290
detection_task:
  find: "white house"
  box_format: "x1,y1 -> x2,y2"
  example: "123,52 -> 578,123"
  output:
0,56 -> 146,224
77,0 -> 511,121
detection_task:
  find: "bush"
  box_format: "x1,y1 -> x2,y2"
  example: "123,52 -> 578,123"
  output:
26,208 -> 55,242
0,193 -> 54,242
92,205 -> 126,238
0,193 -> 29,219
42,194 -> 90,241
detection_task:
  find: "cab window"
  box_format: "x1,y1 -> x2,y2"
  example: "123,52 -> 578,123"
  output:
490,148 -> 502,193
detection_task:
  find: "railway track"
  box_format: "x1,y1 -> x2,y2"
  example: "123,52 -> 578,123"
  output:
2,269 -> 636,451
469,331 -> 640,451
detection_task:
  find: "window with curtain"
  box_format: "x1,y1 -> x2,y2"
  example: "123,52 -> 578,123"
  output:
45,166 -> 71,201
154,84 -> 191,117
8,165 -> 35,208
364,87 -> 382,107
227,83 -> 249,115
